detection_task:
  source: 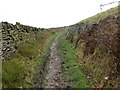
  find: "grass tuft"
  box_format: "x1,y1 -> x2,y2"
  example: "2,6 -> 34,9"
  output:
58,35 -> 90,88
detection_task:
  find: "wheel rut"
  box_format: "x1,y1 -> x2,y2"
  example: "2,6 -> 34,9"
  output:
44,35 -> 67,88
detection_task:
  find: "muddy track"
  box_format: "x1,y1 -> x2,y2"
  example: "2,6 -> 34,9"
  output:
34,34 -> 67,88
34,40 -> 52,88
44,34 -> 67,88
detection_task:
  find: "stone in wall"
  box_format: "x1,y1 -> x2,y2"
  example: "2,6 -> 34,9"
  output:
0,23 -> 3,61
1,22 -> 45,61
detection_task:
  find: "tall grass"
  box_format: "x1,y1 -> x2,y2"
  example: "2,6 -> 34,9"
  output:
2,31 -> 56,88
58,35 -> 90,88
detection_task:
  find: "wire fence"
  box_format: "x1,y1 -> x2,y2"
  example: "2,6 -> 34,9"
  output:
100,1 -> 120,11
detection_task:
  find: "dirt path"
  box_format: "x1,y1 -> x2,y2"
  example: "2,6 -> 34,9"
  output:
44,35 -> 67,88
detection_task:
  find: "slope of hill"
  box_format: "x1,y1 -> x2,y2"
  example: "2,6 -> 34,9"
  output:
59,6 -> 120,88
1,22 -> 63,88
1,5 -> 120,88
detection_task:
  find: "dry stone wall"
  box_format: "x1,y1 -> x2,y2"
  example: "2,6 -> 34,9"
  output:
1,22 -> 47,61
0,23 -> 2,61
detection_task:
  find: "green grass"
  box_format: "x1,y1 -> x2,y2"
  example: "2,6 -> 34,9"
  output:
0,61 -> 2,89
68,6 -> 120,88
58,35 -> 90,88
2,31 -> 58,88
78,6 -> 119,24
2,53 -> 35,88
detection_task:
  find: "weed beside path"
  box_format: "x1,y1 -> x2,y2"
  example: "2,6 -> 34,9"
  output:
58,35 -> 90,88
2,31 -> 59,88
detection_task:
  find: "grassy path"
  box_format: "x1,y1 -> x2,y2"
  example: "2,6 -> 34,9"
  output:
58,34 -> 90,88
44,34 -> 67,88
2,31 -> 60,88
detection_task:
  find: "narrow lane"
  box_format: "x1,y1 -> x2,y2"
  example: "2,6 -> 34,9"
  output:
45,35 -> 67,88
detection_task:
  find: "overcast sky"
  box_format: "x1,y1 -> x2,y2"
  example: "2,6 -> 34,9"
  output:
0,0 -> 119,28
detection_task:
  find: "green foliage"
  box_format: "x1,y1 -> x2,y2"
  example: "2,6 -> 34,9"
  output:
17,42 -> 41,59
58,35 -> 89,88
67,6 -> 120,88
2,31 -> 58,88
79,6 -> 119,24
2,53 -> 35,88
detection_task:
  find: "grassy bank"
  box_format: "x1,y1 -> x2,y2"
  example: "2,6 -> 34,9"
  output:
2,31 -> 58,88
58,35 -> 90,88
79,6 -> 119,24
66,6 -> 120,88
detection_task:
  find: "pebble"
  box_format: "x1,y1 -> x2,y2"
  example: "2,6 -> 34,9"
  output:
45,35 -> 67,88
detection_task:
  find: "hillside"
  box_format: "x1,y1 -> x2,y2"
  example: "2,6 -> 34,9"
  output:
62,6 -> 120,88
1,22 -> 64,88
1,6 -> 120,88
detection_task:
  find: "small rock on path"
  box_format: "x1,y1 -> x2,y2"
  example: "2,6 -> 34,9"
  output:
45,35 -> 67,88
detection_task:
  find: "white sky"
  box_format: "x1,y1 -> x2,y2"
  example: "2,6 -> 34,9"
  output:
0,0 -> 119,28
